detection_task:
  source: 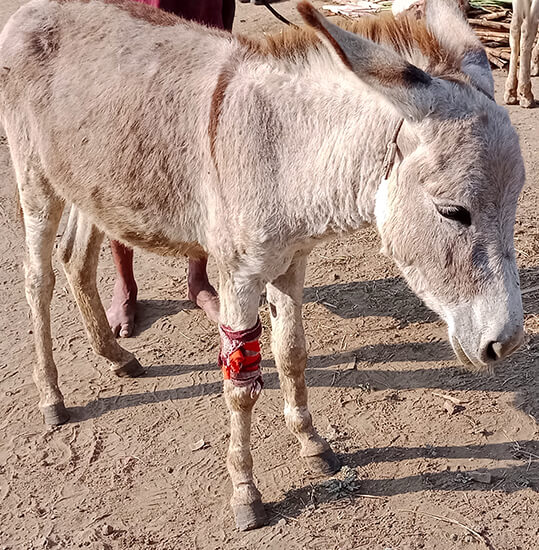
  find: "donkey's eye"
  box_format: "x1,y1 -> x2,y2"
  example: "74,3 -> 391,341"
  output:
436,204 -> 472,227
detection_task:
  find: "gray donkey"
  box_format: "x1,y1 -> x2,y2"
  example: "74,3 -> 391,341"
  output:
0,0 -> 526,530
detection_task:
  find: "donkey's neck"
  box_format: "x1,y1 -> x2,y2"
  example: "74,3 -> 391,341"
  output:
243,55 -> 403,239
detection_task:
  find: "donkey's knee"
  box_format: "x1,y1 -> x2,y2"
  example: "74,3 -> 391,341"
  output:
24,264 -> 55,304
219,318 -> 263,394
23,249 -> 69,424
273,344 -> 307,376
58,230 -> 87,282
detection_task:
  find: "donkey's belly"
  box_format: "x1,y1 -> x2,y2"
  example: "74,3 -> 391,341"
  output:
113,227 -> 206,259
57,171 -> 207,259
78,196 -> 208,260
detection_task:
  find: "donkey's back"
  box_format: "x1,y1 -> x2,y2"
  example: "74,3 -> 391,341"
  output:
0,0 -> 233,253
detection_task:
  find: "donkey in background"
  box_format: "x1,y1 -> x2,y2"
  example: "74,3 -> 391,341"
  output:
505,0 -> 539,107
0,0 -> 526,530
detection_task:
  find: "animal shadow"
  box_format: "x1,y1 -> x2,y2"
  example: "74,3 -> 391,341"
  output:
267,440 -> 539,524
304,277 -> 435,324
304,265 -> 539,322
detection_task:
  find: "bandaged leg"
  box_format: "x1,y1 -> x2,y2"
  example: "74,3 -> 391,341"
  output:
219,286 -> 266,531
219,318 -> 263,395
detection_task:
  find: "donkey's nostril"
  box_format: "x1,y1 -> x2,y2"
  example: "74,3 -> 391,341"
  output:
485,341 -> 499,362
482,330 -> 524,363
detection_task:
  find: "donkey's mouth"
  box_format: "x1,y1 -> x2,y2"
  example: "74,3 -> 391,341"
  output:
450,336 -> 486,369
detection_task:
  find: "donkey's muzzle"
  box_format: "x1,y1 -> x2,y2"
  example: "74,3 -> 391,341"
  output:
480,327 -> 525,364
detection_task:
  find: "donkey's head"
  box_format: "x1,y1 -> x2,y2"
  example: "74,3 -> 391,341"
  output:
299,1 -> 525,368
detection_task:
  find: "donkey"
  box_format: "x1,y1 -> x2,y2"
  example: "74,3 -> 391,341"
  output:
505,0 -> 539,107
0,0 -> 526,530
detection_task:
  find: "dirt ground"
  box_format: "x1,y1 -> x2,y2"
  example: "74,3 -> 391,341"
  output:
0,2 -> 538,549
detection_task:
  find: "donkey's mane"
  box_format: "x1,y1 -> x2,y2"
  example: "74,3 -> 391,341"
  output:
238,12 -> 462,78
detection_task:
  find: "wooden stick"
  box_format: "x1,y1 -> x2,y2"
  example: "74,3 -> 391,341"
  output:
398,509 -> 495,549
486,50 -> 506,68
475,33 -> 509,46
522,283 -> 539,295
485,46 -> 510,58
354,493 -> 389,500
474,29 -> 509,40
432,391 -> 466,405
478,9 -> 508,21
469,18 -> 511,31
271,510 -> 300,523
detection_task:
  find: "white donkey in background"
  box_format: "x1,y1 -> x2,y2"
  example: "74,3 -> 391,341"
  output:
0,0 -> 526,531
505,0 -> 539,106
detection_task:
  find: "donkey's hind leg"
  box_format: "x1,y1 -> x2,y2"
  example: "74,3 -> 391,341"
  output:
17,171 -> 67,425
58,207 -> 144,377
532,38 -> 539,76
504,11 -> 521,105
266,254 -> 340,476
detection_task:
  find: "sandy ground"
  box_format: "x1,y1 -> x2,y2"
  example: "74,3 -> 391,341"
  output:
0,2 -> 538,549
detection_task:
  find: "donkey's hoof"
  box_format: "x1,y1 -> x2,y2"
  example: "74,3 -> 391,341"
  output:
113,358 -> 145,378
233,500 -> 267,531
42,403 -> 70,426
519,96 -> 535,108
304,448 -> 341,476
504,92 -> 518,105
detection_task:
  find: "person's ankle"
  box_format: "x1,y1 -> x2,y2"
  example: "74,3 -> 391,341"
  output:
114,279 -> 137,299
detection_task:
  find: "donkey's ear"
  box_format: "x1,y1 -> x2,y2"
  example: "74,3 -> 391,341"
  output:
425,0 -> 494,98
297,2 -> 442,121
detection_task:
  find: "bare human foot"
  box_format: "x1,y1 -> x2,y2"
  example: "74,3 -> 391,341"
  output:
188,257 -> 220,323
108,240 -> 137,338
107,279 -> 137,338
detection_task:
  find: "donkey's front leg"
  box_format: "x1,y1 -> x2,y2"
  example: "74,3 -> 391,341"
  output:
219,272 -> 266,531
19,191 -> 67,425
266,255 -> 340,476
504,13 -> 521,105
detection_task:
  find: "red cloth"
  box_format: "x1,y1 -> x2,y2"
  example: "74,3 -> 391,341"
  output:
132,0 -> 234,30
219,318 -> 263,392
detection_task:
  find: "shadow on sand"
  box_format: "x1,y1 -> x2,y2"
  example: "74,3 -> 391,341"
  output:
67,266 -> 538,509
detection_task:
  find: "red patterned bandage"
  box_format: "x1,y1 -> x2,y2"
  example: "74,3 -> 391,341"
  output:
218,318 -> 263,394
